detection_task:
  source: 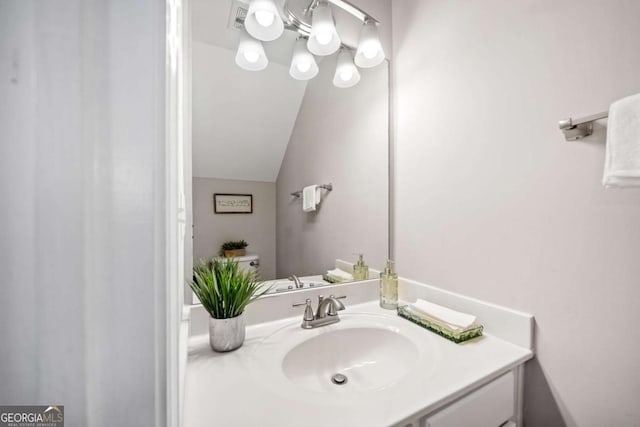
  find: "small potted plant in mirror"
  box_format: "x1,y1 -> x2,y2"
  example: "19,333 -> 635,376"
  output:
190,258 -> 268,352
220,239 -> 249,258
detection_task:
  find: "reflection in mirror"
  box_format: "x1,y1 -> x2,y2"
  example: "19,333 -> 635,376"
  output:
190,0 -> 388,299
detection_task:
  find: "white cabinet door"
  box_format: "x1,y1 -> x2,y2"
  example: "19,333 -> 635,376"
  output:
426,372 -> 514,427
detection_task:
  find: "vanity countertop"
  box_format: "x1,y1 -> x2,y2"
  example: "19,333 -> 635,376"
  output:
183,300 -> 533,427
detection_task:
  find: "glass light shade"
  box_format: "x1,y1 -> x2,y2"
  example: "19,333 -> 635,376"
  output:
289,38 -> 319,80
333,49 -> 360,88
354,20 -> 385,68
245,0 -> 284,42
235,31 -> 268,71
307,2 -> 341,56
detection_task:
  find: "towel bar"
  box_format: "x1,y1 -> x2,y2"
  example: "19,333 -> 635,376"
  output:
558,111 -> 608,141
290,183 -> 333,198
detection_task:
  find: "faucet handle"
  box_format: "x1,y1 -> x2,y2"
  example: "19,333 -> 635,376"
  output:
292,298 -> 311,307
327,295 -> 347,315
292,298 -> 314,321
330,295 -> 347,307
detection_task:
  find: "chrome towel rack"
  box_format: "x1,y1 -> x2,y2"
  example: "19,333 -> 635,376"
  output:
558,111 -> 608,141
290,183 -> 333,198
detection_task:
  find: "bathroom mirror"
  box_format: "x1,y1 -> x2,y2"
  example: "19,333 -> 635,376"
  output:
190,0 -> 389,295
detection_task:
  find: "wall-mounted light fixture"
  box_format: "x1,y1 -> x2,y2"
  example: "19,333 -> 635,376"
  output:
307,1 -> 341,56
355,18 -> 385,68
333,48 -> 360,88
289,37 -> 319,80
245,0 -> 284,42
234,0 -> 385,88
235,29 -> 269,71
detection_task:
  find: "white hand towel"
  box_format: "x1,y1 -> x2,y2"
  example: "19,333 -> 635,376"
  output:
409,299 -> 477,332
326,268 -> 353,281
603,93 -> 640,188
302,185 -> 321,212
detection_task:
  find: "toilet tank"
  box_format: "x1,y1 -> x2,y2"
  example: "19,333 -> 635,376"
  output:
213,254 -> 260,274
233,254 -> 260,274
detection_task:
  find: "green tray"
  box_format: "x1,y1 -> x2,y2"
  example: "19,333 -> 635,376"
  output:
397,305 -> 483,344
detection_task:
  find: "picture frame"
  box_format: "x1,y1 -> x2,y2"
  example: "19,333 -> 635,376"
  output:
213,193 -> 253,214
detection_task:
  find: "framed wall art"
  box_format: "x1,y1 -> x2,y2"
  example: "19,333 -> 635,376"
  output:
213,193 -> 253,214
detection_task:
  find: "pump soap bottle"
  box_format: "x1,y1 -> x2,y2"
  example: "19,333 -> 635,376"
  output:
353,254 -> 369,281
380,259 -> 398,309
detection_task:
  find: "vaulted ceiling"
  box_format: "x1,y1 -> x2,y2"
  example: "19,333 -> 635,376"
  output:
191,0 -> 308,183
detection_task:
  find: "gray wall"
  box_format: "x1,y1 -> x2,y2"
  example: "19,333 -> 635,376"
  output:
392,1 -> 640,426
0,1 -> 167,426
275,60 -> 389,278
193,177 -> 276,280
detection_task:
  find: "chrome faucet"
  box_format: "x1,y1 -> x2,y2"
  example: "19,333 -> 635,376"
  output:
316,295 -> 346,318
288,274 -> 304,289
292,295 -> 347,329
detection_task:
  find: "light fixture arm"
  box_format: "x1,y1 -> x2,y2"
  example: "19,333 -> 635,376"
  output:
282,0 -> 379,35
325,0 -> 379,24
302,0 -> 320,15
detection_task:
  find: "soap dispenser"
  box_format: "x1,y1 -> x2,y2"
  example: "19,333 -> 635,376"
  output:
379,259 -> 398,310
353,254 -> 369,281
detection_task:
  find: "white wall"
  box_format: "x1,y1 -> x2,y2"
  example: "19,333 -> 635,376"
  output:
275,59 -> 389,278
191,41 -> 307,182
0,1 -> 167,426
193,177 -> 276,280
392,1 -> 640,426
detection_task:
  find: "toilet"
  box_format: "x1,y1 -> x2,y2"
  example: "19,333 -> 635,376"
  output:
229,254 -> 260,275
213,254 -> 260,275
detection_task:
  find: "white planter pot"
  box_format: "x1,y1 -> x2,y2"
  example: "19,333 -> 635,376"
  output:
209,313 -> 246,352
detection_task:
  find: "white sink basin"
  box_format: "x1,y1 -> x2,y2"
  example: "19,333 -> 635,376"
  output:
251,312 -> 440,400
282,327 -> 419,392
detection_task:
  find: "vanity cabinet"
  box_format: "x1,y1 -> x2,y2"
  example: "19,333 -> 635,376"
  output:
400,368 -> 522,427
425,371 -> 515,427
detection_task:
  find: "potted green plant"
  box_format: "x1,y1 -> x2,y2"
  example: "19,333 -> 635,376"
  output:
190,258 -> 267,352
220,239 -> 249,258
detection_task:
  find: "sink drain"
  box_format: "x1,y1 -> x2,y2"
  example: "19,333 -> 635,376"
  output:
331,373 -> 348,385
